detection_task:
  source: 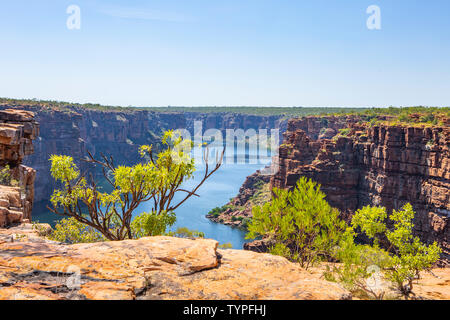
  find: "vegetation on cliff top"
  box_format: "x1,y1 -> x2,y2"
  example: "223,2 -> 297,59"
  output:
1,97 -> 449,129
2,97 -> 448,120
0,97 -> 369,115
246,177 -> 349,269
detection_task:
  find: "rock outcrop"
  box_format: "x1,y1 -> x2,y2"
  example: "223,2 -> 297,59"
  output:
0,228 -> 448,300
0,109 -> 39,226
0,230 -> 350,300
272,116 -> 449,262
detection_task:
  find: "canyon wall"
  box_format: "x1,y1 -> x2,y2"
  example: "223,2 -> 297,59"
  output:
0,109 -> 39,226
272,116 -> 449,261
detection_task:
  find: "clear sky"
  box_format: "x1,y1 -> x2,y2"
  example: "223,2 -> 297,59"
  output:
0,0 -> 449,107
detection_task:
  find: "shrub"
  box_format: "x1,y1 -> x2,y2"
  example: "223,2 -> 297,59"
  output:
327,204 -> 442,299
383,204 -> 441,296
48,217 -> 105,244
0,165 -> 12,185
338,128 -> 351,136
218,243 -> 233,249
167,227 -> 205,239
0,165 -> 19,187
246,177 -> 349,269
131,211 -> 176,238
208,205 -> 228,217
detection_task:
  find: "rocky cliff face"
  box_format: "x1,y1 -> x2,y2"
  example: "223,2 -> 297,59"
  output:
272,116 -> 449,262
13,107 -> 186,203
0,109 -> 39,226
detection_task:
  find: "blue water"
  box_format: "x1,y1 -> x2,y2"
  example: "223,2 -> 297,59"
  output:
142,162 -> 265,249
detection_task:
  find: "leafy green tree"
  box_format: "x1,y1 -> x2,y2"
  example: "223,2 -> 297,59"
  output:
382,204 -> 442,296
246,177 -> 349,269
48,131 -> 223,241
328,204 -> 442,299
130,211 -> 176,239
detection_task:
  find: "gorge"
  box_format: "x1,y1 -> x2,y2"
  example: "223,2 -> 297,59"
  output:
0,103 -> 448,300
0,102 -> 449,260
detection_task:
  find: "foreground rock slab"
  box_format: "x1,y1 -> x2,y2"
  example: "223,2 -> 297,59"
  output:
0,235 -> 350,300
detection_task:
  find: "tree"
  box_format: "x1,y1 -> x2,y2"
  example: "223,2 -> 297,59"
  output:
48,130 -> 223,241
246,177 -> 349,269
327,204 -> 442,299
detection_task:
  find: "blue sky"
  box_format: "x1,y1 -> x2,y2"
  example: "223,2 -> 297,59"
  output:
0,0 -> 449,107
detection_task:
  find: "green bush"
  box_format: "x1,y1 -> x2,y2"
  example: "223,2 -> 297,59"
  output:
218,243 -> 233,249
208,205 -> 228,217
0,165 -> 19,187
246,177 -> 349,269
167,227 -> 205,239
48,217 -> 105,244
131,211 -> 176,238
338,128 -> 351,136
327,204 -> 442,299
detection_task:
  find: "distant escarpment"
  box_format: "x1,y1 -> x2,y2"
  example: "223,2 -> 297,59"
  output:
0,104 -> 286,204
0,109 -> 39,226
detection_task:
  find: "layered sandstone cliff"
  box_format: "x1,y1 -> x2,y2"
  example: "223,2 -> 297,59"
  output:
272,116 -> 449,261
0,109 -> 39,226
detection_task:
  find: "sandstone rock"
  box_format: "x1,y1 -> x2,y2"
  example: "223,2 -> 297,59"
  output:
1,230 -> 448,300
0,234 -> 353,300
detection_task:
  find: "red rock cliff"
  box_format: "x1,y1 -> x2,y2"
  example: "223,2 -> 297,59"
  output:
273,116 -> 449,262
